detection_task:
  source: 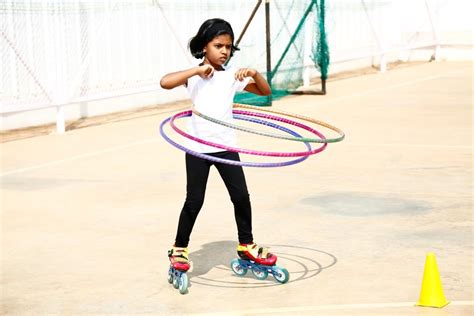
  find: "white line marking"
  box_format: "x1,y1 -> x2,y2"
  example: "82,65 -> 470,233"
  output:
317,70 -> 465,105
0,138 -> 158,177
188,301 -> 474,315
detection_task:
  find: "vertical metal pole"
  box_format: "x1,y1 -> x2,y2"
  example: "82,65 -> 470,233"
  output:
225,0 -> 262,66
65,2 -> 118,106
55,2 -> 66,133
361,0 -> 386,73
235,0 -> 262,48
319,0 -> 327,94
265,0 -> 272,105
380,54 -> 387,73
425,0 -> 441,61
303,9 -> 313,88
56,106 -> 66,134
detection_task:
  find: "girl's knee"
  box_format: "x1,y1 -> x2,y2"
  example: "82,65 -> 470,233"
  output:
183,195 -> 205,212
231,193 -> 251,206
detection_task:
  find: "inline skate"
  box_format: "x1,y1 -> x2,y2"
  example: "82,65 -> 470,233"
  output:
167,246 -> 190,294
230,243 -> 289,283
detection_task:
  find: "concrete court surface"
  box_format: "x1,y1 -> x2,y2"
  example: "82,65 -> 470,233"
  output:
0,61 -> 472,315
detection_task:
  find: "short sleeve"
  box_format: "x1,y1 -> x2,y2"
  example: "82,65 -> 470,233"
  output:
226,65 -> 252,92
235,76 -> 251,92
186,75 -> 198,94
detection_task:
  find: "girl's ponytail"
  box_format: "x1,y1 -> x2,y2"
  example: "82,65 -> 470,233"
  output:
189,35 -> 206,59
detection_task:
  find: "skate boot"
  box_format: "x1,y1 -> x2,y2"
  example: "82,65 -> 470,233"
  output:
167,246 -> 190,294
230,242 -> 289,283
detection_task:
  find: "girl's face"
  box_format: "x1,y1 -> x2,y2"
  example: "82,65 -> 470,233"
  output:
203,34 -> 233,69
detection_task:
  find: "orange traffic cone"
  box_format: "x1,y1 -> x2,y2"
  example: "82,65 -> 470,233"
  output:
416,253 -> 450,308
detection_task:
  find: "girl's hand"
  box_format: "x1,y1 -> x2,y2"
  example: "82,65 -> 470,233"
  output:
197,64 -> 214,79
235,68 -> 257,81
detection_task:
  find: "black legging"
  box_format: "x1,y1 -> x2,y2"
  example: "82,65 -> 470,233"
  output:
174,152 -> 253,247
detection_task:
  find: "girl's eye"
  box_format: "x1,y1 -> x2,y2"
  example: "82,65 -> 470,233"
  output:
215,44 -> 231,49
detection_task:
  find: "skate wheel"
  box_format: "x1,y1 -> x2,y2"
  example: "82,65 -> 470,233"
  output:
167,268 -> 174,284
178,273 -> 189,294
273,266 -> 289,284
172,275 -> 179,289
252,268 -> 269,280
230,259 -> 247,276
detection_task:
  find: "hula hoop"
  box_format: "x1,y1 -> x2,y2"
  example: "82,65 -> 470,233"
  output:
169,109 -> 327,157
192,103 -> 345,144
160,111 -> 322,167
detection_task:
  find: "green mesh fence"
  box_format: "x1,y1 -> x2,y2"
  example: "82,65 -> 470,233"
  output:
314,0 -> 329,81
234,0 -> 329,106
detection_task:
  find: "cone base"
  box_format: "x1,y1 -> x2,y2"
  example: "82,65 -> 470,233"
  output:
416,300 -> 450,308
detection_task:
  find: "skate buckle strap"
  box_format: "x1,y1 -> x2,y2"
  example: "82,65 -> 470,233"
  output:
169,247 -> 189,263
258,246 -> 269,259
239,243 -> 270,259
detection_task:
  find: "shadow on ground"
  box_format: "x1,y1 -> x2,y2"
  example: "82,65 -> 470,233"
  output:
188,241 -> 337,288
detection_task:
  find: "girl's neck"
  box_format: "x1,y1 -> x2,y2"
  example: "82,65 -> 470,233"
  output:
201,59 -> 225,71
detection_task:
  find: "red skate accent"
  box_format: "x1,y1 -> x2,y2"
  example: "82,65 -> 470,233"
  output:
254,253 -> 277,266
168,247 -> 190,271
239,244 -> 278,266
171,258 -> 190,271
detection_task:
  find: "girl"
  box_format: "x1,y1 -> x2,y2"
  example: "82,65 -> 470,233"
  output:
160,18 -> 274,271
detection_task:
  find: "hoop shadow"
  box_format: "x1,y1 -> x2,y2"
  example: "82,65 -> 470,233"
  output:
188,241 -> 337,289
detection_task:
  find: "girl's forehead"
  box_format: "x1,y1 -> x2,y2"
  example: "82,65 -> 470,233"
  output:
209,34 -> 232,44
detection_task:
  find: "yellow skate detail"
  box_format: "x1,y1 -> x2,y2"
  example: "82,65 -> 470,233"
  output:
237,243 -> 270,259
169,246 -> 189,264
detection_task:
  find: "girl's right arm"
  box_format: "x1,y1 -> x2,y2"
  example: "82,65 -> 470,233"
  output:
160,64 -> 214,89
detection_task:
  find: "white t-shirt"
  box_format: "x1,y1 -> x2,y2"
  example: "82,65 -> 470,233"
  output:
186,65 -> 251,153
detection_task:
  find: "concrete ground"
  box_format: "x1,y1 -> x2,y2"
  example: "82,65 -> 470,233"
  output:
1,61 -> 472,315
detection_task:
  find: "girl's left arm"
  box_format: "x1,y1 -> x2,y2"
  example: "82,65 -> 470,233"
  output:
235,68 -> 271,96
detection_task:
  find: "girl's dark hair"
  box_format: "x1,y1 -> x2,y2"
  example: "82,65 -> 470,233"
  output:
189,18 -> 239,59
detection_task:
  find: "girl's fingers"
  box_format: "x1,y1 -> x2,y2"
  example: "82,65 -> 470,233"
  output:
199,65 -> 214,79
207,66 -> 214,78
235,68 -> 256,81
235,69 -> 248,81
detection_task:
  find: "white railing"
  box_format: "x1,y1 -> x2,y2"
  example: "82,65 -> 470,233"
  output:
1,0 -> 472,132
328,0 -> 442,69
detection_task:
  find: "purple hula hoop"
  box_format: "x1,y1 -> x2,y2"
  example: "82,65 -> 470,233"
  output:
159,111 -> 326,167
169,110 -> 327,157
